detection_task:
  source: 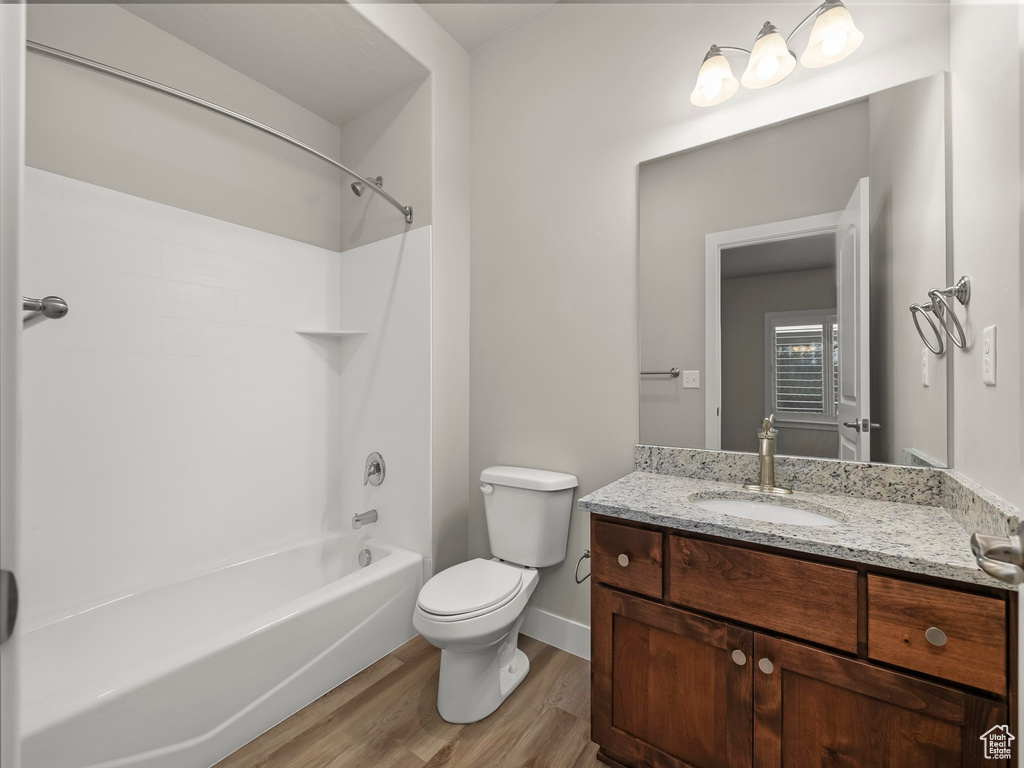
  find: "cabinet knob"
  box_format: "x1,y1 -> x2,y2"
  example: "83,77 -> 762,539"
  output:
925,627 -> 947,647
731,650 -> 747,666
758,658 -> 775,675
617,554 -> 629,567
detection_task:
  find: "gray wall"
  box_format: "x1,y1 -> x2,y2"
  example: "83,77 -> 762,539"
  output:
338,77 -> 432,252
25,3 -> 432,253
639,102 -> 870,448
721,266 -> 838,458
867,74 -> 948,466
949,2 -> 1021,505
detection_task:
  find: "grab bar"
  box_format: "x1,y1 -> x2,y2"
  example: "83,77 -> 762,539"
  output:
23,295 -> 69,327
641,367 -> 680,378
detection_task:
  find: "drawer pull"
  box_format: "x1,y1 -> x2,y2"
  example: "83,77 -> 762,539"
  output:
758,658 -> 775,675
731,649 -> 747,666
925,627 -> 947,647
617,554 -> 630,567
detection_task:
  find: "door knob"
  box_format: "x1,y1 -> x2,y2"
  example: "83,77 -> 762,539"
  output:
617,554 -> 629,567
977,556 -> 1024,586
731,650 -> 747,666
971,531 -> 1024,585
758,658 -> 774,675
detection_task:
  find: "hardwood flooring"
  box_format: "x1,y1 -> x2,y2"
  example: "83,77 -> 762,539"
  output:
215,635 -> 599,768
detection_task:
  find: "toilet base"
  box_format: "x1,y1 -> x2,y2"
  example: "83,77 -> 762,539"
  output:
436,647 -> 530,724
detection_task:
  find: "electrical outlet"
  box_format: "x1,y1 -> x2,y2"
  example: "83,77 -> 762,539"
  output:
983,325 -> 997,386
683,371 -> 700,389
920,348 -> 930,387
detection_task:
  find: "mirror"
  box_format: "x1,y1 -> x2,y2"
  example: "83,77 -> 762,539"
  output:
639,74 -> 950,467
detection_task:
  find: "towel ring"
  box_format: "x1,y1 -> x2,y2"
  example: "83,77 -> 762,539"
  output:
929,288 -> 967,350
910,303 -> 945,356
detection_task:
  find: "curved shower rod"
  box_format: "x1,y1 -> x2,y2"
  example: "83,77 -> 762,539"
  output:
26,40 -> 414,224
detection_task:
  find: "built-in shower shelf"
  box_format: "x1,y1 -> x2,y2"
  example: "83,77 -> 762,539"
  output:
295,329 -> 368,337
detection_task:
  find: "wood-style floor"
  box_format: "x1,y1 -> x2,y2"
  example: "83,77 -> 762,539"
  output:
215,634 -> 600,768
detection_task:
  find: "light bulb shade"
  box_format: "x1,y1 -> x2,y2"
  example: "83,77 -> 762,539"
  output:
801,2 -> 864,68
690,48 -> 739,107
741,23 -> 796,89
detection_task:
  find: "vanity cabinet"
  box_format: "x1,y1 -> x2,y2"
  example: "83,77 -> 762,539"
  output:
592,587 -> 753,768
591,517 -> 1014,768
754,633 -> 1005,768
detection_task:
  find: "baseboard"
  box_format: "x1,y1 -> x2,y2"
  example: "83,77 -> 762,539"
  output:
521,606 -> 591,660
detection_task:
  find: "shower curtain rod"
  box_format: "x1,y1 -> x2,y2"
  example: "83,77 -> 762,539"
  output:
26,40 -> 414,224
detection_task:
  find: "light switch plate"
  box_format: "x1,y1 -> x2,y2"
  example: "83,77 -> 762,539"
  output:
683,370 -> 700,389
983,325 -> 996,386
920,348 -> 930,387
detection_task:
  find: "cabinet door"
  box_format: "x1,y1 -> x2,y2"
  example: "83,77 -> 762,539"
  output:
593,586 -> 753,768
753,634 -> 1009,768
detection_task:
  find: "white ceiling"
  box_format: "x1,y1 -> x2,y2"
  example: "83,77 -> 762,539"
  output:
120,3 -> 428,127
721,233 -> 835,279
418,2 -> 557,52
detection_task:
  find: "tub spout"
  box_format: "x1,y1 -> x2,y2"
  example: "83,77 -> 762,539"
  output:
353,509 -> 378,529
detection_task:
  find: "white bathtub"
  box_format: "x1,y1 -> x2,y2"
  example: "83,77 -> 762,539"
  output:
20,531 -> 423,768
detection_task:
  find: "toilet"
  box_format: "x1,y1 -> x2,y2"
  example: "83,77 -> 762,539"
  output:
413,466 -> 578,724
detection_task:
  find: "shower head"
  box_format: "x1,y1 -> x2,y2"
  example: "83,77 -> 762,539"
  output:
351,176 -> 383,198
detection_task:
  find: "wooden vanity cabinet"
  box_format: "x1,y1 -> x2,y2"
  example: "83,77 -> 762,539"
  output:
754,634 -> 1006,768
592,587 -> 753,768
591,517 -> 1014,768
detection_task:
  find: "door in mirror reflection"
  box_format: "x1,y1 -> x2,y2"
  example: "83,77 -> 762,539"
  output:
836,178 -> 871,460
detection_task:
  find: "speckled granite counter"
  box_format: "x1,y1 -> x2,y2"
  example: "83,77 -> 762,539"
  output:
579,470 -> 1012,590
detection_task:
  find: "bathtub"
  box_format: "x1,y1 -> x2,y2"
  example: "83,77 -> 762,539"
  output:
20,531 -> 423,768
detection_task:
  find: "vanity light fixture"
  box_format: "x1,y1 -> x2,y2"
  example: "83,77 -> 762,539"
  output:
690,0 -> 864,107
741,22 -> 796,89
690,45 -> 740,107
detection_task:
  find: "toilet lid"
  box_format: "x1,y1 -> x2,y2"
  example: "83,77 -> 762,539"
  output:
417,559 -> 523,616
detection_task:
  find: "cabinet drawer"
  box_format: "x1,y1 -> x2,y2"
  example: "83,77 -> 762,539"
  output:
867,574 -> 1007,694
668,536 -> 858,653
591,521 -> 663,599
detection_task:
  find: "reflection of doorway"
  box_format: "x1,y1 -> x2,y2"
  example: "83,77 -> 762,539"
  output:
726,269 -> 837,458
706,179 -> 871,460
705,212 -> 842,457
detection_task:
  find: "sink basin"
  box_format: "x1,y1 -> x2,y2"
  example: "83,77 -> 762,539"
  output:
692,497 -> 839,527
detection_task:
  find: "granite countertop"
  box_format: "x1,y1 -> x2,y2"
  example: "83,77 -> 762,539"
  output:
579,470 -> 1008,590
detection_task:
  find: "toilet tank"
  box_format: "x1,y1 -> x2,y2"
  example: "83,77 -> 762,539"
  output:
480,466 -> 578,568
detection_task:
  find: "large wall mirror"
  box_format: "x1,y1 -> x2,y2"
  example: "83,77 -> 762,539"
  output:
639,74 -> 951,467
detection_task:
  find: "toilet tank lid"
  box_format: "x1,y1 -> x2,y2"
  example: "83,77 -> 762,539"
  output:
480,466 -> 578,492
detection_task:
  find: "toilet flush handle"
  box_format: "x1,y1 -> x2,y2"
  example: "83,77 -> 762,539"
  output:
480,484 -> 495,495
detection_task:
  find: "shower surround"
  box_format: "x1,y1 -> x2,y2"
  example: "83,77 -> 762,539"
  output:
19,168 -> 432,762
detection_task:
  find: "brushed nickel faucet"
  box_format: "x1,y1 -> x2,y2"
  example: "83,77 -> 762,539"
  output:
743,414 -> 792,495
353,509 -> 378,529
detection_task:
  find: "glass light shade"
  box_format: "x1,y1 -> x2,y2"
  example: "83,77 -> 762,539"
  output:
741,24 -> 796,89
690,50 -> 739,107
801,3 -> 864,68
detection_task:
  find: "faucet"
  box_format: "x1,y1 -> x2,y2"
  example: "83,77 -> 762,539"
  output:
742,414 -> 792,495
363,452 -> 385,486
353,509 -> 378,529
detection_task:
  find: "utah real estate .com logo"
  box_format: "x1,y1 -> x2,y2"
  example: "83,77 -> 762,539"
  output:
980,725 -> 1014,760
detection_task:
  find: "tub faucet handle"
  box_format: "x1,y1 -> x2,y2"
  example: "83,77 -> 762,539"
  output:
363,452 -> 385,486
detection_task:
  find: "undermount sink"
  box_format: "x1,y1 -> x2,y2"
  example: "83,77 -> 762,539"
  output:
691,497 -> 840,527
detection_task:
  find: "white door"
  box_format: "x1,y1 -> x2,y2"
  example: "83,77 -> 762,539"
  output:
0,4 -> 24,767
836,178 -> 871,461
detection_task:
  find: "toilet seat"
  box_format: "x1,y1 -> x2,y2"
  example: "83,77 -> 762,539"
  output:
417,559 -> 524,622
